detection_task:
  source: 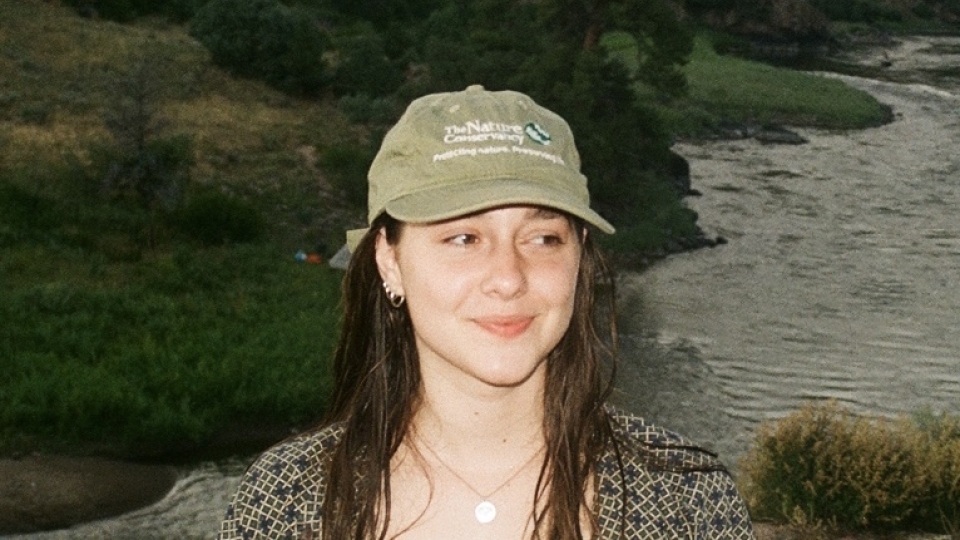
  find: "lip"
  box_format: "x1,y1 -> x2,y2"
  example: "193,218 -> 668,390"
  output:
473,316 -> 534,338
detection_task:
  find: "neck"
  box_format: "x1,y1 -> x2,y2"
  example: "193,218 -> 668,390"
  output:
411,367 -> 546,456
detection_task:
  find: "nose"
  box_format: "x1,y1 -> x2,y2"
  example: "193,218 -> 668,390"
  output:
481,241 -> 527,299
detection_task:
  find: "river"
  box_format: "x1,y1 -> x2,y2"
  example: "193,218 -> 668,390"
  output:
615,35 -> 960,462
5,35 -> 959,540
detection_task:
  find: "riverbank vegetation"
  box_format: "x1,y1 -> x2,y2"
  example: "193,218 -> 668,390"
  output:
0,0 -> 939,460
680,35 -> 893,131
740,402 -> 960,538
605,32 -> 894,138
1,239 -> 342,459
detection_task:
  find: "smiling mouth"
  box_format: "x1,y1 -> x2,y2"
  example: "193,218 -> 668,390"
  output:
473,317 -> 534,338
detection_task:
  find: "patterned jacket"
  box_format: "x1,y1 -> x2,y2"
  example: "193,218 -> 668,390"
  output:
218,409 -> 755,539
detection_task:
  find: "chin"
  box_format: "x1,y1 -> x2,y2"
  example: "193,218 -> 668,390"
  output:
472,357 -> 547,388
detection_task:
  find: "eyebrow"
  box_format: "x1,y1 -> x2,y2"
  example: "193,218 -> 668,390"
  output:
529,207 -> 566,220
429,205 -> 569,224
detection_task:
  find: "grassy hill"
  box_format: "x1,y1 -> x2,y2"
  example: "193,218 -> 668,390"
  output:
1,0 -> 359,459
2,0 -> 365,253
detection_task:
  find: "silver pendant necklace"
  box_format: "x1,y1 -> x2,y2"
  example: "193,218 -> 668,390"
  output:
418,437 -> 544,524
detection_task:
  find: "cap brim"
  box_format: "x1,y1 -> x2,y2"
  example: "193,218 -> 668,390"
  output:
385,177 -> 614,232
345,177 -> 615,253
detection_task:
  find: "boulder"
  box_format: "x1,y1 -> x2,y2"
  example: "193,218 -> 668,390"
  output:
754,126 -> 809,145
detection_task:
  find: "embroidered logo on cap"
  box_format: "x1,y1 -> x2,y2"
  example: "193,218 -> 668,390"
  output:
524,123 -> 551,145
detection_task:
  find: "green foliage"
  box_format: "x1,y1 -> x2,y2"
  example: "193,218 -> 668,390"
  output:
907,408 -> 960,536
680,0 -> 770,25
0,181 -> 59,246
318,143 -> 376,209
94,52 -> 196,215
18,103 -> 52,125
61,0 -> 201,22
677,35 -> 892,132
740,402 -> 960,535
189,0 -> 330,95
808,0 -> 903,23
0,160 -> 144,252
337,93 -> 402,128
603,0 -> 694,97
174,190 -> 265,246
330,25 -> 405,98
0,245 -> 342,458
96,134 -> 194,213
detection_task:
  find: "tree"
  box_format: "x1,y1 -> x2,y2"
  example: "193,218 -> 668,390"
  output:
190,0 -> 330,95
98,53 -> 193,214
329,24 -> 405,98
540,0 -> 693,97
402,0 -> 693,230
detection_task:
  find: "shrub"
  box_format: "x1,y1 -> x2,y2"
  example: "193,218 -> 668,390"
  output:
740,401 -> 960,534
808,0 -> 903,23
337,93 -> 402,128
318,142 -> 375,209
189,0 -> 330,95
19,103 -> 52,125
908,409 -> 960,536
96,53 -> 195,214
61,0 -> 201,22
330,26 -> 404,98
96,134 -> 194,212
174,190 -> 265,246
0,181 -> 54,238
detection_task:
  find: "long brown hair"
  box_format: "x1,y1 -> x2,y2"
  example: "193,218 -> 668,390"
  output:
321,211 -> 619,539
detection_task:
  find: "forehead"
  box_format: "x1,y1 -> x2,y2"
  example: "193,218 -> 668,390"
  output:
424,204 -> 572,224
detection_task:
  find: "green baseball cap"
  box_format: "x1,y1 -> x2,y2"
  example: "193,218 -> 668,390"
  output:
346,84 -> 614,250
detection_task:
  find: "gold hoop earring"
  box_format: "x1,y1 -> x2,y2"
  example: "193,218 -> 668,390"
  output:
382,282 -> 405,308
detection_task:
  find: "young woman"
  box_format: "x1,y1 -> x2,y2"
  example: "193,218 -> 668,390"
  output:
218,85 -> 755,539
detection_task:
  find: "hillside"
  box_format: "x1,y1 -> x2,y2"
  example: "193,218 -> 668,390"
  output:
2,0 -> 362,253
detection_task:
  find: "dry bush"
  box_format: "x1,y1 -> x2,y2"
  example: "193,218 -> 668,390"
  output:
909,411 -> 960,536
739,401 -> 958,533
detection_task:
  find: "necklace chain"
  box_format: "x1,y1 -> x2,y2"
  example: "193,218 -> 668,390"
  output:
417,435 -> 544,505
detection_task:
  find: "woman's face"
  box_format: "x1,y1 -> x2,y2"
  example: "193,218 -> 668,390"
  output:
376,205 -> 582,392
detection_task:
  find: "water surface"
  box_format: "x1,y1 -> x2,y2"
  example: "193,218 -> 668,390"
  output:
614,37 -> 960,461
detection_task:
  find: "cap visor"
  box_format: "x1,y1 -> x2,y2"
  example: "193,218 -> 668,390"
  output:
383,177 -> 615,234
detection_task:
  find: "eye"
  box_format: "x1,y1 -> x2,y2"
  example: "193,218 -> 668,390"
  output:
530,234 -> 565,246
445,233 -> 479,246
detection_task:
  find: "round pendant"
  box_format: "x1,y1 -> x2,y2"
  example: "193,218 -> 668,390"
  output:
474,500 -> 497,524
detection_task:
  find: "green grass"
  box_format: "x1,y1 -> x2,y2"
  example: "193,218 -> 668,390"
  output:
0,238 -> 343,459
603,31 -> 893,137
0,0 -> 357,459
680,35 -> 892,131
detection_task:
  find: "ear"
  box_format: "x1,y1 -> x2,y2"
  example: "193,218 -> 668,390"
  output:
374,228 -> 405,296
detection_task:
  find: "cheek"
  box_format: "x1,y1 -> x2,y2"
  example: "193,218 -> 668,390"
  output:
400,259 -> 472,313
555,259 -> 581,301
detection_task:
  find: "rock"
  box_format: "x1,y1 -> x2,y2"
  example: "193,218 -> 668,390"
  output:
754,126 -> 808,145
708,121 -> 808,145
0,455 -> 177,535
714,120 -> 755,140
